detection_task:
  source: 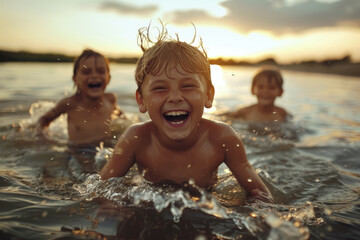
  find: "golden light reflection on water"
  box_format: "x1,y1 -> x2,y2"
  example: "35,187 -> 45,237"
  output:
205,65 -> 226,113
302,130 -> 360,146
210,64 -> 226,88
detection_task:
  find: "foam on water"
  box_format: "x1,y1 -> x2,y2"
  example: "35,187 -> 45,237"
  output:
72,172 -> 322,239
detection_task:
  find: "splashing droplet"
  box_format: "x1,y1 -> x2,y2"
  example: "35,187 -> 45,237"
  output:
250,212 -> 257,217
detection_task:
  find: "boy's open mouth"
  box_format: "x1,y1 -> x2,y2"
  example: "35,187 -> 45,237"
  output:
164,110 -> 189,125
88,82 -> 102,89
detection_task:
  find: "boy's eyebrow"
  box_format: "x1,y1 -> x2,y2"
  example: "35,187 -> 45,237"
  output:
180,76 -> 200,81
148,76 -> 200,85
148,78 -> 168,86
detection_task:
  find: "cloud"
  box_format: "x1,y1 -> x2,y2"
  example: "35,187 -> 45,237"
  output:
170,0 -> 360,34
99,1 -> 157,16
166,9 -> 220,26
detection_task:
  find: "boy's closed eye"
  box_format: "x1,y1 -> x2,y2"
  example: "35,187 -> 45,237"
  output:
182,83 -> 198,89
81,68 -> 91,74
269,86 -> 277,90
256,84 -> 264,89
150,85 -> 167,92
182,79 -> 200,89
96,68 -> 106,74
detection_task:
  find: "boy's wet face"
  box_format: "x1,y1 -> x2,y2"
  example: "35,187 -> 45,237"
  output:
252,76 -> 283,107
73,56 -> 110,99
136,65 -> 213,141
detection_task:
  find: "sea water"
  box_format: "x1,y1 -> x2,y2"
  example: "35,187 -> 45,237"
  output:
0,62 -> 359,239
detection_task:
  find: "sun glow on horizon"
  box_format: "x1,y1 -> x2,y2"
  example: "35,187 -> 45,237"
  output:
1,0 -> 360,63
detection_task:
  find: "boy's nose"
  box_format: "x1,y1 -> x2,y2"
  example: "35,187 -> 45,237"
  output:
91,71 -> 100,77
168,89 -> 183,103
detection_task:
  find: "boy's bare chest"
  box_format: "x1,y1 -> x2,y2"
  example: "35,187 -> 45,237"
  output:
68,104 -> 114,123
247,108 -> 282,122
66,105 -> 114,139
136,144 -> 223,187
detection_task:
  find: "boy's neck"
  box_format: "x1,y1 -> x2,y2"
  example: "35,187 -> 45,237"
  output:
154,121 -> 203,151
77,94 -> 105,109
255,103 -> 276,113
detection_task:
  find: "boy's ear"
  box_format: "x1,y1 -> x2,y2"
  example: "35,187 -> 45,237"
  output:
136,90 -> 147,113
72,76 -> 78,86
205,87 -> 215,109
278,89 -> 284,97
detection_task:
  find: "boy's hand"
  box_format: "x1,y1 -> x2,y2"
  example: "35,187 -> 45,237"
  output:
35,123 -> 51,142
35,123 -> 45,138
251,189 -> 274,203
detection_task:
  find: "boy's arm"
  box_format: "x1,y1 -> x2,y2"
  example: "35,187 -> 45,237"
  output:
222,125 -> 273,202
108,92 -> 125,117
100,125 -> 138,180
36,98 -> 69,135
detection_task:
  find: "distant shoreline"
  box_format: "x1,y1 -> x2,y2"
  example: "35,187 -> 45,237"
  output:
1,49 -> 359,77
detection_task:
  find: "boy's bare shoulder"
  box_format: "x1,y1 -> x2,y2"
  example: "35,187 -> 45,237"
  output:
240,104 -> 257,113
54,96 -> 78,112
104,92 -> 117,104
122,121 -> 153,139
222,104 -> 254,119
276,106 -> 287,114
274,105 -> 287,119
202,118 -> 238,139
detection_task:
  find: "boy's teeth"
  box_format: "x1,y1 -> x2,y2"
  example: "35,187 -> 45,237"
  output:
165,111 -> 187,116
164,110 -> 188,125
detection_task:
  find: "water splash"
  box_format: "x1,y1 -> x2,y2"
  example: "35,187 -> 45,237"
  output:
74,174 -> 317,239
74,174 -> 229,222
94,142 -> 113,171
19,101 -> 68,142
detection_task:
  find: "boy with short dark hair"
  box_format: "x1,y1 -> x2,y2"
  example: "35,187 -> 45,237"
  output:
37,49 -> 123,145
222,65 -> 287,122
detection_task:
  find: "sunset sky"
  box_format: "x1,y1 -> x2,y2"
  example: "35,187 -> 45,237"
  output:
1,0 -> 360,63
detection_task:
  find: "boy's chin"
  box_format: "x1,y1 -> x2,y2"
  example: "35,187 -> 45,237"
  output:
162,127 -> 192,141
258,99 -> 275,107
84,90 -> 105,99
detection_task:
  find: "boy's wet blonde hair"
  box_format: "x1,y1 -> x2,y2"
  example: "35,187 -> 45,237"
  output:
135,22 -> 214,95
252,65 -> 284,92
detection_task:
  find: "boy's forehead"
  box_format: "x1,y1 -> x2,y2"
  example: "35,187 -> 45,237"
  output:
146,73 -> 206,87
256,75 -> 278,85
149,65 -> 202,80
80,56 -> 106,67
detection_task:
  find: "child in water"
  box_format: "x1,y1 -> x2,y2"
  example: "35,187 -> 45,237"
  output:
36,49 -> 123,145
221,65 -> 287,122
100,23 -> 273,202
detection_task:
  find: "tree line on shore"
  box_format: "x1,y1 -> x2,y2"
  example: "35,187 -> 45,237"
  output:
0,50 -> 359,71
